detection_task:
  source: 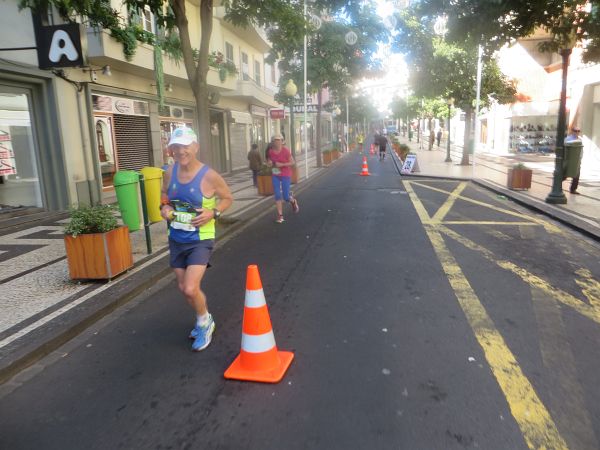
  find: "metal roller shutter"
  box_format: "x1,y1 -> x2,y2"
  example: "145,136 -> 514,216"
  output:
113,114 -> 151,171
230,123 -> 248,171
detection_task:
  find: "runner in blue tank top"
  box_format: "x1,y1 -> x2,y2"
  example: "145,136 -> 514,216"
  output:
160,127 -> 233,351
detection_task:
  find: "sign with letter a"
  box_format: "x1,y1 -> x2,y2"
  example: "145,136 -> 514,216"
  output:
35,23 -> 86,69
400,154 -> 420,175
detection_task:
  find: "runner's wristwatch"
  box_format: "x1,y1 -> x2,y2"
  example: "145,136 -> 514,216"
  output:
212,209 -> 221,220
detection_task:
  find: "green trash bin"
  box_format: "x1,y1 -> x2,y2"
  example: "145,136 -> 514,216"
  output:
113,170 -> 141,232
563,141 -> 583,179
140,167 -> 164,223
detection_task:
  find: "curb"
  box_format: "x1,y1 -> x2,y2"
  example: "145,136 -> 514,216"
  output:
473,179 -> 600,242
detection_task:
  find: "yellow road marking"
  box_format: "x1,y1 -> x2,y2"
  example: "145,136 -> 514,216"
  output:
431,182 -> 468,222
530,287 -> 599,449
575,268 -> 600,310
438,225 -> 600,325
404,180 -> 568,449
410,181 -> 561,234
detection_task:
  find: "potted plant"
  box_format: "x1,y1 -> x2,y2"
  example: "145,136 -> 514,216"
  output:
507,163 -> 532,190
63,204 -> 134,280
322,149 -> 333,165
331,147 -> 341,160
257,164 -> 274,196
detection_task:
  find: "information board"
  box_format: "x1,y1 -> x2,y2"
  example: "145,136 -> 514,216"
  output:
400,154 -> 420,174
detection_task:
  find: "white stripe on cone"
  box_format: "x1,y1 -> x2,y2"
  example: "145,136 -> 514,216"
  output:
245,289 -> 266,308
241,331 -> 277,353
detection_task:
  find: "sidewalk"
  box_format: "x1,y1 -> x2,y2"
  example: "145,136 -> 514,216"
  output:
393,133 -> 600,241
0,151 -> 331,384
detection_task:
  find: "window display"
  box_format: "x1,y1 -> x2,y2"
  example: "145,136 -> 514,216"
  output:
509,116 -> 557,153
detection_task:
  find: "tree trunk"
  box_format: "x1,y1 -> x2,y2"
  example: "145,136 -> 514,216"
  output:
461,106 -> 472,165
173,0 -> 214,167
316,89 -> 322,167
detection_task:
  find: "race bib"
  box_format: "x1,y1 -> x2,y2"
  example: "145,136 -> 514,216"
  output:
272,167 -> 281,175
171,211 -> 197,231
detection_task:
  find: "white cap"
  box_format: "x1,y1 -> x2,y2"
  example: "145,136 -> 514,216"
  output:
168,127 -> 197,147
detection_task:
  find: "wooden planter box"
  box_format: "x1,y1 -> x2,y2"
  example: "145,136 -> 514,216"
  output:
291,166 -> 298,184
257,174 -> 274,196
323,152 -> 333,165
507,168 -> 532,190
64,226 -> 133,280
331,150 -> 340,160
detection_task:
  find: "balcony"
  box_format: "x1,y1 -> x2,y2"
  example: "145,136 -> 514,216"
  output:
86,29 -> 237,91
221,77 -> 278,108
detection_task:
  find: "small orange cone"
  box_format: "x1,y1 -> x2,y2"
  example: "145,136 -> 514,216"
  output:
359,156 -> 370,176
224,265 -> 294,383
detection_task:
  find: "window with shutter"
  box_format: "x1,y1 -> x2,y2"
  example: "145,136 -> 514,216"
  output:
113,115 -> 152,171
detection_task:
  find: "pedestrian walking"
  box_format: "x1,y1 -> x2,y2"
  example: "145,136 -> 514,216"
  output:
429,129 -> 435,151
247,143 -> 262,187
436,129 -> 442,147
564,126 -> 582,194
159,127 -> 233,352
266,134 -> 299,223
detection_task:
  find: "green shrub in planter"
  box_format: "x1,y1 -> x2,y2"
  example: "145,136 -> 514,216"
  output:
64,204 -> 118,237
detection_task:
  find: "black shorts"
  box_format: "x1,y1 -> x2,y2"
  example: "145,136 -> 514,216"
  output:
169,239 -> 214,268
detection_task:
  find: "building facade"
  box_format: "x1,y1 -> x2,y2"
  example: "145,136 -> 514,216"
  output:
0,1 -> 335,214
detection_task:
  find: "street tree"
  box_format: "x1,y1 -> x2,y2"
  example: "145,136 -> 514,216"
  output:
413,0 -> 600,61
272,2 -> 388,167
20,0 -> 305,166
393,11 -> 516,164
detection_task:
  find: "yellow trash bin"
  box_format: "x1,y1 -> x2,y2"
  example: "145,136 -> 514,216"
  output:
140,166 -> 164,222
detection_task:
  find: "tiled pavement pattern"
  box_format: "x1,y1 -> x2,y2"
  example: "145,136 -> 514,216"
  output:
0,152 -> 320,352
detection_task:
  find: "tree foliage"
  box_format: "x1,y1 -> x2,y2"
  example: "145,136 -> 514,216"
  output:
273,2 -> 389,166
413,0 -> 600,62
392,9 -> 516,164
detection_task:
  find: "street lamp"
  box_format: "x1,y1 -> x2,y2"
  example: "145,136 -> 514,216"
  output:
545,29 -> 576,205
285,79 -> 298,157
446,97 -> 454,162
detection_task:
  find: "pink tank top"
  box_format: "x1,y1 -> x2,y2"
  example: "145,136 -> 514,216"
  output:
268,147 -> 293,177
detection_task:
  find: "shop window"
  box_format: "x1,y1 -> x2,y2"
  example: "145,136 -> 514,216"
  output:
0,90 -> 43,208
95,117 -> 117,188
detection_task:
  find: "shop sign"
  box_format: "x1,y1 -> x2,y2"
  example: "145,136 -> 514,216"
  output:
0,131 -> 17,176
92,94 -> 149,116
270,109 -> 285,119
35,23 -> 86,69
292,104 -> 319,114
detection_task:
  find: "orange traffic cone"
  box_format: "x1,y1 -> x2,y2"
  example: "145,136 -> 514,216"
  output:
359,156 -> 370,176
224,265 -> 294,383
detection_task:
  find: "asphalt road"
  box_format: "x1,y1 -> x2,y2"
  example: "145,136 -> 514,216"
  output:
1,152 -> 599,450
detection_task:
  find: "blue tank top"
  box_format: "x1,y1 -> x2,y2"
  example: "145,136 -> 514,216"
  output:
167,163 -> 216,243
